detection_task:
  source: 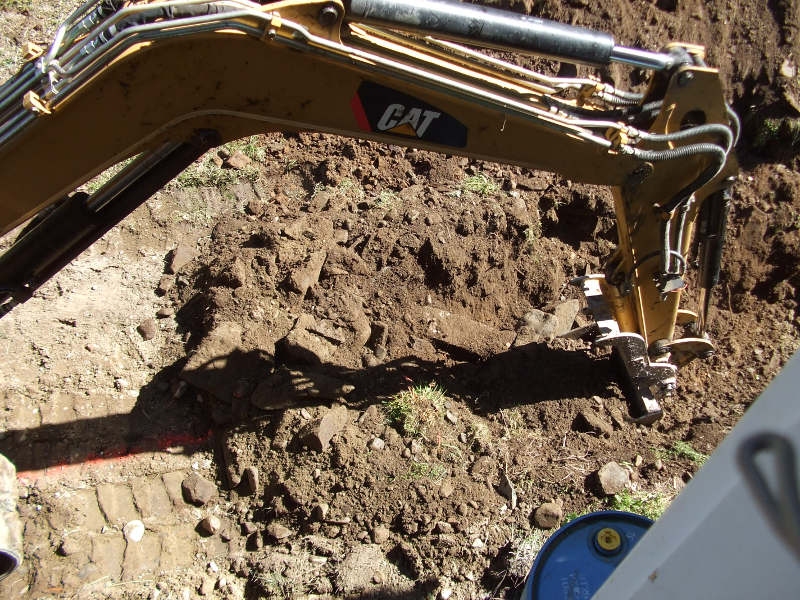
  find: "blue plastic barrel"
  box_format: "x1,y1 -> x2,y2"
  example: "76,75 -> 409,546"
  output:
521,510 -> 653,600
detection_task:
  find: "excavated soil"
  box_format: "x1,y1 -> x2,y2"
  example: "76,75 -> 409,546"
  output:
1,1 -> 799,599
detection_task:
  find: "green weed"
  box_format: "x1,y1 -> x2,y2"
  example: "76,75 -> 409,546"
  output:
610,490 -> 669,520
462,173 -> 499,196
375,189 -> 398,209
404,461 -> 448,481
0,0 -> 33,11
252,571 -> 294,599
383,382 -> 447,438
507,529 -> 548,579
670,441 -> 708,466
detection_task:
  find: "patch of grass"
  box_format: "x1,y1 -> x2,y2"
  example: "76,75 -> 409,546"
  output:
499,408 -> 523,439
228,135 -> 267,163
753,117 -> 800,149
670,441 -> 708,466
375,189 -> 398,210
0,0 -> 33,11
507,529 -> 548,580
462,173 -> 499,197
609,490 -> 669,520
383,382 -> 447,438
171,136 -> 266,189
404,461 -> 448,481
563,509 -> 592,523
173,156 -> 258,189
653,441 -> 708,466
251,571 -> 294,599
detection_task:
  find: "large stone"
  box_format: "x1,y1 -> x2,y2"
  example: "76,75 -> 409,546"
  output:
534,502 -> 563,529
554,300 -> 582,335
337,545 -> 387,593
420,306 -> 515,359
323,246 -> 371,277
596,462 -> 630,496
573,409 -> 614,437
297,405 -> 349,452
286,250 -> 327,297
182,474 -> 217,506
131,478 -> 173,519
371,525 -> 391,544
167,243 -> 195,274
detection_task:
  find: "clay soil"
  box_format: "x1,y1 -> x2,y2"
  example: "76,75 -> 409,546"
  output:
1,1 -> 799,599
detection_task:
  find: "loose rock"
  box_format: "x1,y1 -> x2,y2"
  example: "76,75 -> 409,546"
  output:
224,150 -> 252,170
597,462 -> 630,496
371,525 -> 390,544
156,275 -> 174,295
574,409 -> 614,437
434,521 -> 453,534
439,479 -> 454,498
298,404 -> 349,451
182,473 -> 217,506
199,516 -> 221,535
156,306 -> 174,319
137,318 -> 157,341
369,437 -> 385,451
168,243 -> 195,274
534,502 -> 563,529
266,523 -> 293,541
312,502 -> 330,521
123,520 -> 145,543
241,466 -> 259,496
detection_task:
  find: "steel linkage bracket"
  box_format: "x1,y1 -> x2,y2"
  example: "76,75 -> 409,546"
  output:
577,275 -> 675,424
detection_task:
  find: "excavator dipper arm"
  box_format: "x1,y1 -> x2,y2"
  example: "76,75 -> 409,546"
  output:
0,0 -> 738,420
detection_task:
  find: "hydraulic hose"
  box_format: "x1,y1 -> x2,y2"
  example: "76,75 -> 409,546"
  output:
630,143 -> 727,213
639,123 -> 733,153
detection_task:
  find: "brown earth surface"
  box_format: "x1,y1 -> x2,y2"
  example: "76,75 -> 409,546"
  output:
1,0 -> 799,599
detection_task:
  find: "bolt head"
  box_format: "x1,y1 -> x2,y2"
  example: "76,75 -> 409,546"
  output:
318,5 -> 340,26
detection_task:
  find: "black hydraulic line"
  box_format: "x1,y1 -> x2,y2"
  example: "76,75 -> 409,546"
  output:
346,0 -> 616,66
0,130 -> 219,319
697,187 -> 731,297
541,95 -> 663,121
631,143 -> 726,214
639,123 -> 733,153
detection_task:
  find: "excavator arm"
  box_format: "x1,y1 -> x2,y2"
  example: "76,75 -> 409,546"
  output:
0,0 -> 738,420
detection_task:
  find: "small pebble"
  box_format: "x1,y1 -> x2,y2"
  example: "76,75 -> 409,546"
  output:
208,560 -> 219,574
199,515 -> 221,535
369,437 -> 385,451
123,520 -> 145,543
